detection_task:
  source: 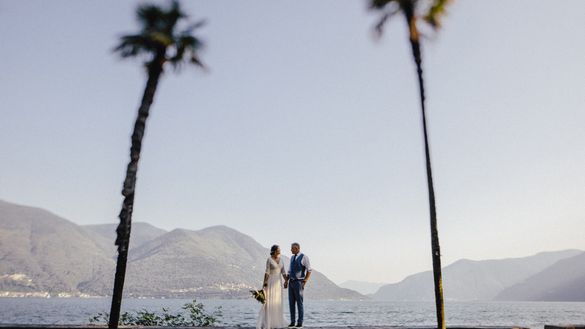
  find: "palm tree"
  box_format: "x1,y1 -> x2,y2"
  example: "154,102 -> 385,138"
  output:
369,1 -> 450,329
109,2 -> 204,328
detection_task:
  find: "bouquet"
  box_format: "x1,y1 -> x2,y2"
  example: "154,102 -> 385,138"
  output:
250,289 -> 266,304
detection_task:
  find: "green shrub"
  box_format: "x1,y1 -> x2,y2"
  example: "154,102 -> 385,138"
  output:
89,299 -> 222,326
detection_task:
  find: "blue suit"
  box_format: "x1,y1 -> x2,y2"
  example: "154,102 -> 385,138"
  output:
288,254 -> 306,326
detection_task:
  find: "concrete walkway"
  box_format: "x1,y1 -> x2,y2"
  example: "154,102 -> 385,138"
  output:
0,324 -> 540,329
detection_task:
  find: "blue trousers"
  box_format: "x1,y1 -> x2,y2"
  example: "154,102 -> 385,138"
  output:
288,280 -> 304,325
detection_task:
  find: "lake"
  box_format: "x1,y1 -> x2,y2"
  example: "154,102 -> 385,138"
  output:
1,298 -> 584,328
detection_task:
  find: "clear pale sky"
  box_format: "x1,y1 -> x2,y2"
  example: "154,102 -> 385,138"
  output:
1,0 -> 584,284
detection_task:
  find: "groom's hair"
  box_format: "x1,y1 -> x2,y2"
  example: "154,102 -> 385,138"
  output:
291,242 -> 300,248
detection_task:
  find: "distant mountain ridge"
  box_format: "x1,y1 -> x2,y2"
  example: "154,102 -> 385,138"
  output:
0,200 -> 362,299
83,222 -> 167,256
339,280 -> 387,295
372,249 -> 584,301
495,251 -> 585,301
0,200 -> 115,296
3,199 -> 584,301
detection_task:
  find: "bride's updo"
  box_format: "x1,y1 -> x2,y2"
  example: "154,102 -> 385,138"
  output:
270,245 -> 280,256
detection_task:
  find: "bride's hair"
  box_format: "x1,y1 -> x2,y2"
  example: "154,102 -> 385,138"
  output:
270,245 -> 279,256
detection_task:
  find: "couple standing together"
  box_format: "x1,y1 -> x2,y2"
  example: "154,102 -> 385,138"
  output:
257,242 -> 311,329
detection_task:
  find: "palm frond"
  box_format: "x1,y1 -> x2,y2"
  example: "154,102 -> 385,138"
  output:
114,34 -> 152,58
373,9 -> 399,38
116,1 -> 205,71
169,34 -> 205,69
424,0 -> 451,29
163,1 -> 186,35
370,0 -> 399,10
370,0 -> 451,37
190,53 -> 204,68
369,0 -> 402,38
136,4 -> 166,31
184,19 -> 207,34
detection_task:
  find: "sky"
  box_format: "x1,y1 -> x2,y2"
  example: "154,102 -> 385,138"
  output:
1,0 -> 585,285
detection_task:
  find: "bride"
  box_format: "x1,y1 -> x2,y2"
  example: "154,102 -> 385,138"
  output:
257,245 -> 288,329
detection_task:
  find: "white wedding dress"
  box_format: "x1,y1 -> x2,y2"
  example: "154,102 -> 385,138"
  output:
256,257 -> 286,329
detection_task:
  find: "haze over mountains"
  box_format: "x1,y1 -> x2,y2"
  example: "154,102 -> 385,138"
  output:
2,199 -> 585,301
339,280 -> 387,295
0,200 -> 362,299
494,251 -> 585,301
0,200 -> 114,296
372,250 -> 585,301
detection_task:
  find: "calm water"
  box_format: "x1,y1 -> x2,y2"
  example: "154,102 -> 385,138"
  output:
1,298 -> 585,328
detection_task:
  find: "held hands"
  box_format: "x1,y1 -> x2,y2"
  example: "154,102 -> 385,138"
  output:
283,274 -> 289,289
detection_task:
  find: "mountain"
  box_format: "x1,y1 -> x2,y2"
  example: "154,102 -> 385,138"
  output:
372,249 -> 583,301
109,225 -> 363,299
495,251 -> 585,301
339,280 -> 387,295
0,200 -> 115,295
82,222 -> 167,256
119,226 -> 269,298
0,200 -> 363,300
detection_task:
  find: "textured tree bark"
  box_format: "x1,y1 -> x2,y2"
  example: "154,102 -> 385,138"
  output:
405,9 -> 446,329
109,58 -> 164,329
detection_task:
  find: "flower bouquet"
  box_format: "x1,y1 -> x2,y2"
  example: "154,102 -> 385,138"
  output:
250,289 -> 266,304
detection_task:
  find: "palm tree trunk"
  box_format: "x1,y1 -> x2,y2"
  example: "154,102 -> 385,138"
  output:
108,59 -> 164,329
407,16 -> 446,329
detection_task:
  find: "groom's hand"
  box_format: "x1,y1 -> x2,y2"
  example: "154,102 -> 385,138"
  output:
284,282 -> 288,289
301,280 -> 306,290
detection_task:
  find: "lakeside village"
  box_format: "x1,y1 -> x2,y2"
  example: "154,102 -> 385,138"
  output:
0,273 -> 255,298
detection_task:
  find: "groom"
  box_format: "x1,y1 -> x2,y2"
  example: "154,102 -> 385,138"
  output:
285,242 -> 311,328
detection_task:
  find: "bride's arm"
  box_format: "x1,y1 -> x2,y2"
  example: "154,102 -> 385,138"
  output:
280,259 -> 289,282
280,260 -> 286,277
280,259 -> 289,288
263,258 -> 270,289
263,273 -> 269,289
